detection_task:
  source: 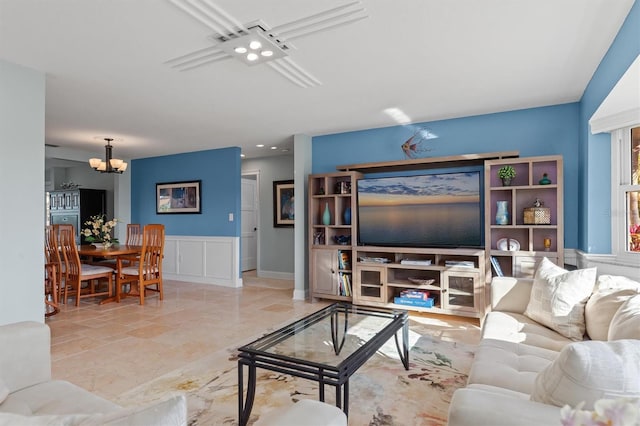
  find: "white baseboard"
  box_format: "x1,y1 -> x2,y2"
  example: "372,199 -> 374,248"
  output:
292,288 -> 307,300
257,269 -> 295,280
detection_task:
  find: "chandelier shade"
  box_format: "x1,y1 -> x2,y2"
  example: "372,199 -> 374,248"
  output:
89,138 -> 127,173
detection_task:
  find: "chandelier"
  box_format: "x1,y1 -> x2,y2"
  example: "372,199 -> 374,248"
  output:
89,138 -> 128,173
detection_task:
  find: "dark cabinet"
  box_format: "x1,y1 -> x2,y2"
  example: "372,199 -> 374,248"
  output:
49,189 -> 106,244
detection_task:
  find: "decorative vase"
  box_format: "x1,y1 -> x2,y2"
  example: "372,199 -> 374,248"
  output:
496,201 -> 509,225
343,207 -> 351,225
539,173 -> 551,185
322,202 -> 331,225
501,178 -> 512,186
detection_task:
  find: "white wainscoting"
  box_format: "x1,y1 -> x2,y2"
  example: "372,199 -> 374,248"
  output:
163,235 -> 242,287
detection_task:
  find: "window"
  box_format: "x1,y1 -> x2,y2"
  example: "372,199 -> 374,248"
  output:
612,126 -> 640,258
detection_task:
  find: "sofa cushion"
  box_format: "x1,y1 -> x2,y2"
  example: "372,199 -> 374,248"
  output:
524,258 -> 596,340
585,275 -> 640,340
481,311 -> 573,352
467,338 -> 558,395
0,394 -> 186,426
530,339 -> 640,410
1,380 -> 120,416
448,387 -> 562,426
608,294 -> 640,340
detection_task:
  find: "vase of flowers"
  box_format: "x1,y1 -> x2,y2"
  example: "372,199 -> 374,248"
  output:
82,214 -> 119,248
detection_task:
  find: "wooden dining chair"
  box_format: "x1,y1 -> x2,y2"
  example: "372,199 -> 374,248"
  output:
45,226 -> 63,301
44,262 -> 60,317
126,224 -> 142,245
94,223 -> 142,269
116,224 -> 165,305
52,224 -> 74,302
59,226 -> 114,306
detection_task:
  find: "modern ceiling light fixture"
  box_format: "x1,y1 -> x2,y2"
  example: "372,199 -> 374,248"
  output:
166,0 -> 367,88
89,138 -> 128,173
218,27 -> 287,66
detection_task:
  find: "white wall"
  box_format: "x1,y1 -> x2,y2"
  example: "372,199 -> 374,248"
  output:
0,60 -> 46,325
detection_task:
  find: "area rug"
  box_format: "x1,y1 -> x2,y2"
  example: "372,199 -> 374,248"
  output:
115,320 -> 475,426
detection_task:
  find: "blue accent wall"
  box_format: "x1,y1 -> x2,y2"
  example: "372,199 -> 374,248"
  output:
131,147 -> 241,237
313,103 -> 580,249
579,0 -> 639,253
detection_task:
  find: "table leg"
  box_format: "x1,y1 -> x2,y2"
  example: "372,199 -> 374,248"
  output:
238,358 -> 257,426
394,317 -> 410,370
330,310 -> 348,355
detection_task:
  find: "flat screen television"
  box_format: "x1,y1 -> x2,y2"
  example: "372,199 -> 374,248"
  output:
356,171 -> 483,248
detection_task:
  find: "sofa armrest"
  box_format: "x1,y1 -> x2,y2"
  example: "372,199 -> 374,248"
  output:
490,277 -> 534,314
448,387 -> 561,426
0,321 -> 51,392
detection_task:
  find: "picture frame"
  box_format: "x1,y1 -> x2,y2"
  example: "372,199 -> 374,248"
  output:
273,180 -> 294,227
156,180 -> 201,214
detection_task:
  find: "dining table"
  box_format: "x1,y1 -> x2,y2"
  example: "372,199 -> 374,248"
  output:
77,244 -> 142,304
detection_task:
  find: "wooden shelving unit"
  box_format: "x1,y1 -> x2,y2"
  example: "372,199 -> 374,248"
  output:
308,171 -> 362,301
353,246 -> 486,319
485,155 -> 564,278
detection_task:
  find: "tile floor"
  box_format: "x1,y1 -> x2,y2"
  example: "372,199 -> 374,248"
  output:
45,272 -> 481,403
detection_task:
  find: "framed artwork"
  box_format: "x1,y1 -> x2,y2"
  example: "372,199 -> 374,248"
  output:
156,180 -> 201,214
273,180 -> 294,227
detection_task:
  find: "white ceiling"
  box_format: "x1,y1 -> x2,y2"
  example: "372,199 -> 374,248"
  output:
0,0 -> 634,160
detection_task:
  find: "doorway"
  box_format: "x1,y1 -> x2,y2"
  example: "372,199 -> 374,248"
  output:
241,173 -> 259,272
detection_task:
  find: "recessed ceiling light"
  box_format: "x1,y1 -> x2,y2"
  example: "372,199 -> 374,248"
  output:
256,144 -> 264,148
261,50 -> 273,57
234,46 -> 247,54
249,40 -> 262,50
247,53 -> 259,61
282,149 -> 290,152
240,153 -> 245,158
271,146 -> 278,150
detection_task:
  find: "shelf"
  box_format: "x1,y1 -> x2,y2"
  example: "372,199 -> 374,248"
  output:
337,151 -> 519,173
485,155 -> 563,279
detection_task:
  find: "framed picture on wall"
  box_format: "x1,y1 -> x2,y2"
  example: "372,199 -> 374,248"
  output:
156,180 -> 201,214
273,180 -> 294,227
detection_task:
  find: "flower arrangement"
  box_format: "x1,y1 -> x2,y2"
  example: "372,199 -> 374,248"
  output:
82,214 -> 119,247
561,398 -> 640,426
497,165 -> 516,180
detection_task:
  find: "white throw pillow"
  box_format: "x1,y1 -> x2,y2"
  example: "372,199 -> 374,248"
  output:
531,339 -> 640,410
524,258 -> 597,340
0,378 -> 8,404
585,275 -> 640,340
608,294 -> 640,340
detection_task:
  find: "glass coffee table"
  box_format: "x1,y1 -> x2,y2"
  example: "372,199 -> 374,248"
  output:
237,302 -> 409,426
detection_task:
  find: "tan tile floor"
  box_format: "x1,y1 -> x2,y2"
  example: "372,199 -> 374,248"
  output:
45,273 -> 480,403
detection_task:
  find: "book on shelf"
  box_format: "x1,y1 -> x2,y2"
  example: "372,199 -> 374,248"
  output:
338,250 -> 351,270
490,256 -> 504,277
393,296 -> 434,308
400,259 -> 432,266
400,289 -> 430,300
338,273 -> 351,297
444,260 -> 475,268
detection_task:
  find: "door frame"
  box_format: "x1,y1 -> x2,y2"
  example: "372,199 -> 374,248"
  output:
241,170 -> 260,274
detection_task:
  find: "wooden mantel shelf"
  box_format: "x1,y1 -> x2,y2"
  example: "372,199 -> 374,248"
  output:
336,151 -> 520,173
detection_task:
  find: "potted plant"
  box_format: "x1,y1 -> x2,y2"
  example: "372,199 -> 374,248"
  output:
498,165 -> 516,186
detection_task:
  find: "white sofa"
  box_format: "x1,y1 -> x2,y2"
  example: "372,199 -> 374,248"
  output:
448,261 -> 640,426
0,321 -> 187,425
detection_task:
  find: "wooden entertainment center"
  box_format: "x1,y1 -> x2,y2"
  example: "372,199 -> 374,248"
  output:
308,151 -> 563,320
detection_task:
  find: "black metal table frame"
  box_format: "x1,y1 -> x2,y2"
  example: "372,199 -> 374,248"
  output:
237,303 -> 409,426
